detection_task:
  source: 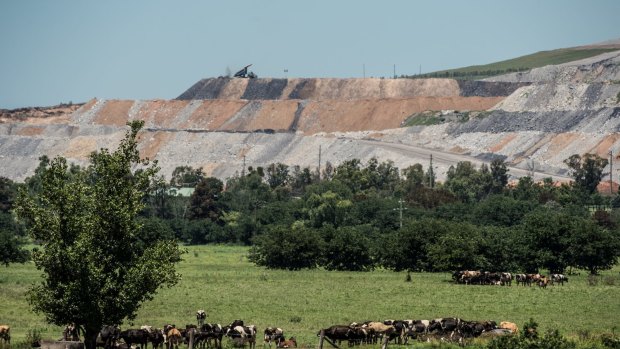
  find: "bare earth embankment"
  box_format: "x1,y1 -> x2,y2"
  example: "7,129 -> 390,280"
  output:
1,46 -> 620,182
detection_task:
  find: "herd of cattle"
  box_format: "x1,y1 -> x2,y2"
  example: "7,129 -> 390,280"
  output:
453,271 -> 569,287
319,319 -> 517,346
0,310 -> 521,349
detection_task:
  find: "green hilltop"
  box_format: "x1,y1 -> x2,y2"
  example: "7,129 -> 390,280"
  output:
410,47 -> 619,80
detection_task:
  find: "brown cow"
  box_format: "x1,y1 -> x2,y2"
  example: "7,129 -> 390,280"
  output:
538,276 -> 550,288
277,337 -> 296,348
499,322 -> 518,334
0,325 -> 10,345
166,328 -> 182,349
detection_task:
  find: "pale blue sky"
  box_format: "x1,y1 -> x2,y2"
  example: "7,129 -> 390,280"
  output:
1,1 -> 619,109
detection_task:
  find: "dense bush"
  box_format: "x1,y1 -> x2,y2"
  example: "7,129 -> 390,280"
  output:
248,225 -> 324,270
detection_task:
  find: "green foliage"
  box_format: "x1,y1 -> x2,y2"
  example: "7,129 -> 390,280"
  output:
14,121 -> 184,349
402,112 -> 444,126
410,48 -> 618,80
189,177 -> 224,220
169,165 -> 205,188
0,176 -> 17,212
266,163 -> 290,189
321,226 -> 375,271
489,317 -> 577,349
444,161 -> 493,203
520,209 -> 574,273
379,218 -> 447,272
304,190 -> 353,228
427,222 -> 488,271
567,219 -> 620,275
0,224 -> 30,266
248,225 -> 323,270
473,195 -> 536,227
564,153 -> 609,194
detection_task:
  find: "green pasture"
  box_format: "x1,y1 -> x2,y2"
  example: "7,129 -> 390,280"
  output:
414,48 -> 619,80
1,245 -> 619,347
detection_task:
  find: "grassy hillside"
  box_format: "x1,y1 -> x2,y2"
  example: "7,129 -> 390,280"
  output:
1,245 -> 619,347
411,48 -> 619,80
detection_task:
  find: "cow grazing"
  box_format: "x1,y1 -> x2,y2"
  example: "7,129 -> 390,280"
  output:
120,329 -> 149,349
226,325 -> 257,349
347,326 -> 369,346
263,327 -> 284,348
197,311 -> 207,327
318,325 -> 352,346
500,273 -> 513,286
428,318 -> 462,339
499,322 -> 518,334
538,276 -> 550,288
277,337 -> 296,348
200,323 -> 224,349
148,329 -> 165,349
99,325 -> 120,349
384,320 -> 407,344
165,327 -> 182,349
460,271 -> 481,285
363,322 -> 396,345
551,274 -> 568,285
0,325 -> 10,345
515,274 -> 527,286
527,273 -> 544,287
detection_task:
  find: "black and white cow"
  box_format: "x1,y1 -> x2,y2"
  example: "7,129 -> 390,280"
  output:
196,310 -> 207,327
119,329 -> 149,349
226,324 -> 257,349
551,274 -> 568,285
263,327 -> 284,348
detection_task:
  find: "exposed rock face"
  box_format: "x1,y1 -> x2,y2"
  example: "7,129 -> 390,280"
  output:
2,48 -> 620,183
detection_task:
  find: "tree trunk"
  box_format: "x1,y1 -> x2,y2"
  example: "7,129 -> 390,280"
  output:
84,327 -> 99,349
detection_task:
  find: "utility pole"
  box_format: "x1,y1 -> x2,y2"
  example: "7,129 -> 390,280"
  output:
609,150 -> 613,195
393,199 -> 407,228
318,145 -> 322,181
242,155 -> 246,177
428,154 -> 435,188
363,64 -> 366,78
393,64 -> 396,79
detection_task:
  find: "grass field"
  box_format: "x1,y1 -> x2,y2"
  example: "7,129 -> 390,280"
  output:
414,48 -> 619,80
1,245 -> 619,347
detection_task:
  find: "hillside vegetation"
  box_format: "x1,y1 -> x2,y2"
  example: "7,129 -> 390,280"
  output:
411,48 -> 619,80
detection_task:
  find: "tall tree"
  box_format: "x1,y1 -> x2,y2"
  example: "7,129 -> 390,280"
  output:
0,176 -> 17,212
490,158 -> 509,194
564,153 -> 608,194
188,177 -> 224,220
169,166 -> 205,188
566,218 -> 620,274
15,121 -> 184,349
266,163 -> 290,189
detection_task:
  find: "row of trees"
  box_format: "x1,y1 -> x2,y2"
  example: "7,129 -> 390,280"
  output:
248,201 -> 619,274
2,140 -> 619,274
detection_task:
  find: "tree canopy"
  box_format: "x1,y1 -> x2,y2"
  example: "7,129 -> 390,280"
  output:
15,121 -> 184,349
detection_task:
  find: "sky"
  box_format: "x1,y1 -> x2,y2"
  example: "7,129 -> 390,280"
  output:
1,1 -> 619,109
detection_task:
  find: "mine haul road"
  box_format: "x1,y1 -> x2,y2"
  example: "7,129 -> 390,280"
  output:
355,138 -> 572,182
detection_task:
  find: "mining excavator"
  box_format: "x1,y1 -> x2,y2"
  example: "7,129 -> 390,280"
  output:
233,64 -> 257,78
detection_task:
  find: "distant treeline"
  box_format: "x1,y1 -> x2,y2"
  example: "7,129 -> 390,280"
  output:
2,154 -> 620,274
